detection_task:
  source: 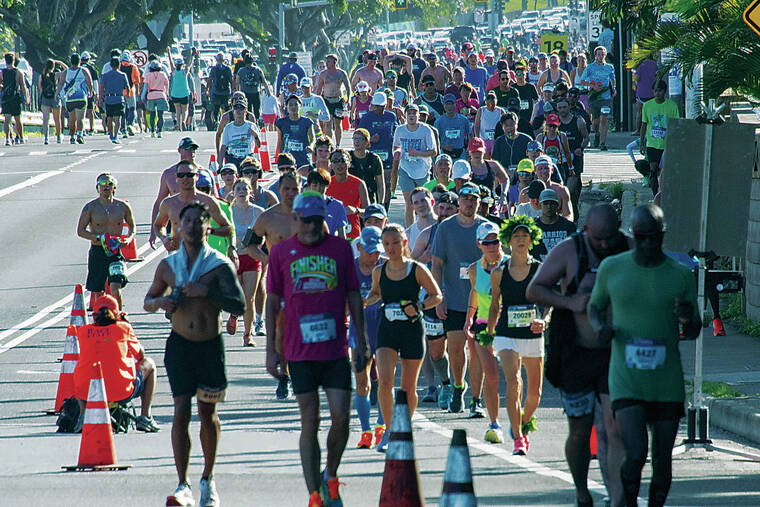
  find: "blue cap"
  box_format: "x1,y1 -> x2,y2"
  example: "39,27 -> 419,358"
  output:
359,226 -> 384,254
293,191 -> 327,218
527,140 -> 542,151
196,172 -> 213,189
364,203 -> 387,220
443,93 -> 457,103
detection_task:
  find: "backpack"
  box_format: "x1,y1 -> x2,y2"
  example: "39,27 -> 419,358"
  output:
1,68 -> 19,102
120,62 -> 134,88
56,397 -> 81,433
240,67 -> 259,90
213,65 -> 231,93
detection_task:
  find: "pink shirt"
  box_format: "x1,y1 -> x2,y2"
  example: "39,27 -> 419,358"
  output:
143,71 -> 168,101
266,234 -> 359,362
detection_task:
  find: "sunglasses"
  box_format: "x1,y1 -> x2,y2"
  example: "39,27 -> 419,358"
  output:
176,172 -> 197,178
299,215 -> 324,225
480,239 -> 500,246
331,159 -> 347,164
278,165 -> 296,171
424,82 -> 435,86
242,168 -> 259,175
97,180 -> 115,187
518,171 -> 532,177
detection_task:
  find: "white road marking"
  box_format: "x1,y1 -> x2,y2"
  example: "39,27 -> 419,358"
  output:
17,370 -> 58,375
0,152 -> 104,199
160,149 -> 175,153
28,151 -> 47,156
73,149 -> 91,154
0,152 -> 5,157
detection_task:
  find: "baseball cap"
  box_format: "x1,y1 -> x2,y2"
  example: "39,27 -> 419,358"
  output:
283,73 -> 299,85
119,50 -> 131,62
417,104 -> 429,114
539,188 -> 559,203
568,87 -> 581,96
385,70 -> 397,79
468,137 -> 486,153
196,172 -> 213,189
425,52 -> 438,60
364,203 -> 387,220
421,74 -> 435,84
81,51 -> 91,61
458,183 -> 480,198
452,160 -> 472,180
517,159 -> 535,173
545,113 -> 560,126
463,42 -> 474,50
527,140 -> 543,152
178,137 -> 199,150
477,221 -> 500,241
442,93 -> 457,104
293,191 -> 327,218
527,180 -> 546,199
357,80 -> 370,92
359,226 -> 384,254
288,51 -> 298,59
535,154 -> 553,167
300,77 -> 312,88
435,153 -> 452,165
542,83 -> 555,92
485,49 -> 495,57
405,103 -> 419,112
219,163 -> 237,175
93,294 -> 119,314
232,95 -> 248,107
367,52 -> 378,60
371,93 -> 387,106
479,185 -> 494,204
437,191 -> 458,205
407,44 -> 417,51
174,57 -> 184,66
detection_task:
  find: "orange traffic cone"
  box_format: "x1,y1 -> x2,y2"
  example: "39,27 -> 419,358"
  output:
440,429 -> 476,507
590,424 -> 598,459
341,114 -> 350,131
70,284 -> 87,327
63,362 -> 130,471
51,325 -> 79,413
119,200 -> 141,261
379,389 -> 424,507
259,133 -> 272,172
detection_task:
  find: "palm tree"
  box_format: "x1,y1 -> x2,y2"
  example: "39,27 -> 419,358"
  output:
627,0 -> 760,100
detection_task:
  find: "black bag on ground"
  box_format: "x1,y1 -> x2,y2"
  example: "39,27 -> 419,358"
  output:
56,397 -> 81,433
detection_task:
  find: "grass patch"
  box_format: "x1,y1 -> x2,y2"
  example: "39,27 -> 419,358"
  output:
599,182 -> 625,200
719,293 -> 760,337
685,380 -> 745,399
738,317 -> 760,337
723,293 -> 743,320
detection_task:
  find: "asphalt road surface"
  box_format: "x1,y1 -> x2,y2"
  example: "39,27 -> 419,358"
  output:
1,131 -> 758,506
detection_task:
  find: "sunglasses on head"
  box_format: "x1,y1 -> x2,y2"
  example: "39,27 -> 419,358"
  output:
176,172 -> 197,178
299,215 -> 323,225
480,239 -> 500,246
242,167 -> 259,175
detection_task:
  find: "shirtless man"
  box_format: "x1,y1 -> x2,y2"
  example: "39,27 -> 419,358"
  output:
77,173 -> 135,310
521,155 -> 573,221
144,201 -> 245,507
351,52 -> 383,93
419,53 -> 452,94
153,160 -> 233,257
526,204 -> 631,507
150,137 -> 202,248
246,171 -> 302,400
315,54 -> 351,146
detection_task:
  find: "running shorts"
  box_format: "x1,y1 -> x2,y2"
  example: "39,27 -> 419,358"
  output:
85,244 -> 128,293
443,309 -> 467,334
164,331 -> 227,399
65,99 -> 87,112
288,357 -> 352,395
324,96 -> 346,119
105,103 -> 124,118
377,314 -> 425,360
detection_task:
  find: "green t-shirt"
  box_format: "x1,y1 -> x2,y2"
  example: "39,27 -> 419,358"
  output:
423,179 -> 455,192
642,98 -> 679,151
588,251 -> 697,404
207,198 -> 234,255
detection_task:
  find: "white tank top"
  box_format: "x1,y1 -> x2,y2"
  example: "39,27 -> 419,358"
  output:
478,107 -> 502,142
232,204 -> 258,251
574,68 -> 585,87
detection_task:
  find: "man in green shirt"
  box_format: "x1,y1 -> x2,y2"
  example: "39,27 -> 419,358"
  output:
424,154 -> 456,192
640,80 -> 679,197
588,204 -> 700,507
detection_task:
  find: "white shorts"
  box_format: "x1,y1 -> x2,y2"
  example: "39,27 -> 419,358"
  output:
493,336 -> 544,358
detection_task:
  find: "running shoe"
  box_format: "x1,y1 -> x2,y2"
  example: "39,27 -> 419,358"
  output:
44,137 -> 49,145
166,482 -> 195,506
376,429 -> 390,453
374,425 -> 386,448
468,398 -> 485,419
243,333 -> 256,347
600,143 -> 608,151
135,414 -> 160,432
127,125 -> 135,136
56,135 -> 62,144
4,139 -> 9,146
254,318 -> 265,336
521,414 -> 537,435
70,136 -> 76,144
199,476 -> 218,507
76,135 -> 84,144
151,131 -> 156,138
448,383 -> 466,413
158,131 -> 163,138
356,430 -> 373,449
324,477 -> 344,506
276,375 -> 290,400
484,421 -> 504,443
713,317 -> 726,336
438,383 -> 452,410
112,138 -> 121,144
513,435 -> 528,455
226,315 -> 238,335
422,385 -> 438,403
308,491 -> 324,507
642,175 -> 649,187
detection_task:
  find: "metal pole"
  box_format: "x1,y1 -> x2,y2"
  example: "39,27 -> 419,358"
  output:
618,17 -> 624,131
694,122 -> 712,412
279,3 -> 286,50
189,9 -> 194,49
386,8 -> 390,32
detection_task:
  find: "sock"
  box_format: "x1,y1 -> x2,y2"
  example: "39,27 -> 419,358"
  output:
376,407 -> 384,427
255,313 -> 262,323
354,392 -> 371,432
323,469 -> 335,481
432,354 -> 450,383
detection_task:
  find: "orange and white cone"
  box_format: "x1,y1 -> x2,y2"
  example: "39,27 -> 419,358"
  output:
70,284 -> 87,327
379,389 -> 424,507
120,200 -> 140,261
590,425 -> 598,459
259,132 -> 272,172
53,325 -> 79,412
439,429 -> 476,507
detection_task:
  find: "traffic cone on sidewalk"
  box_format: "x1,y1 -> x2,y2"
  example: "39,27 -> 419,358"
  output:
439,429 -> 476,507
51,325 -> 79,413
70,285 -> 87,327
63,362 -> 130,471
209,154 -> 223,197
259,132 -> 272,172
379,389 -> 424,507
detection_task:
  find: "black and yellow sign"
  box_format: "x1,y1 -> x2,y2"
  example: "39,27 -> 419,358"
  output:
744,0 -> 760,37
540,31 -> 569,55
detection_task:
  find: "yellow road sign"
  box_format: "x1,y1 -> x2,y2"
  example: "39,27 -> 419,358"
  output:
744,0 -> 760,37
540,32 -> 569,55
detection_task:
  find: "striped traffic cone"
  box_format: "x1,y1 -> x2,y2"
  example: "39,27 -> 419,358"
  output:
120,200 -> 141,261
259,132 -> 272,172
379,389 -> 424,507
70,284 -> 87,327
52,325 -> 79,412
439,429 -> 476,507
209,154 -> 223,198
63,361 -> 130,471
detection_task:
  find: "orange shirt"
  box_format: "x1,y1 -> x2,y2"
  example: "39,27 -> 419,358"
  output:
327,174 -> 363,239
74,322 -> 143,402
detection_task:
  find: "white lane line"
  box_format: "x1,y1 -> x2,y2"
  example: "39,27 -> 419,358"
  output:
0,152 -> 104,199
73,149 -> 91,154
118,149 -> 136,153
160,149 -> 175,153
0,152 -> 5,157
29,151 -> 47,156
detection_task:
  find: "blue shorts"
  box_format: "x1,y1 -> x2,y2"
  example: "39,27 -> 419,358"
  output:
398,170 -> 428,192
120,369 -> 144,403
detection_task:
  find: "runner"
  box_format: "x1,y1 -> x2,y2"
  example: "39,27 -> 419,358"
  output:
526,56 -> 542,85
79,52 -> 99,135
431,184 -> 489,413
556,97 -> 589,218
117,51 -> 140,137
76,173 -> 135,310
351,52 -> 383,93
423,154 -> 456,192
325,148 -> 370,240
275,95 -> 315,168
467,137 -> 509,200
366,224 -> 442,451
581,46 -> 616,151
219,95 -> 262,169
275,52 -> 306,96
492,111 -> 533,178
215,91 -> 258,155
56,53 -> 93,145
418,53 -> 451,94
234,51 -> 271,118
515,180 -> 545,219
536,113 -> 574,183
513,63 -> 539,132
473,93 -> 506,158
350,81 -> 373,127
98,56 -> 129,144
434,94 -> 470,161
169,57 -> 192,131
533,155 -> 573,221
587,204 -> 700,507
640,80 -> 679,197
464,52 -> 488,103
315,54 -> 351,146
143,60 -> 170,138
526,203 -> 632,507
532,189 -> 577,260
207,52 -> 234,127
537,54 -> 571,90
39,58 -> 66,144
405,187 -> 437,249
349,128 -> 385,204
509,158 -> 536,213
414,75 -> 444,123
265,191 -> 369,507
144,201 -> 245,507
300,78 -> 330,131
299,135 -> 333,175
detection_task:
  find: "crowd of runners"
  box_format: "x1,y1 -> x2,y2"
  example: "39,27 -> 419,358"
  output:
3,21 -> 709,507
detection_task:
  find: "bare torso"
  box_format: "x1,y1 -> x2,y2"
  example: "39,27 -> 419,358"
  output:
320,68 -> 347,98
82,198 -> 129,245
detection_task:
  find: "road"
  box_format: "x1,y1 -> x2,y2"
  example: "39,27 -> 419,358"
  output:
1,131 -> 758,506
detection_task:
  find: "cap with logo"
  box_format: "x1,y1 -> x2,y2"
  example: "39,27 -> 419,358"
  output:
468,137 -> 486,153
517,159 -> 535,173
93,295 -> 119,314
539,188 -> 559,203
359,226 -> 385,254
300,77 -> 312,88
452,160 -> 472,180
479,185 -> 494,204
293,191 -> 327,218
435,153 -> 452,165
178,137 -> 199,150
458,183 -> 480,198
527,140 -> 543,152
545,113 -> 560,126
477,221 -> 500,241
364,203 -> 387,220
371,93 -> 387,106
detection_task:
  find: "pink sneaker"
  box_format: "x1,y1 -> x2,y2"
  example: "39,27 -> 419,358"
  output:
513,435 -> 528,455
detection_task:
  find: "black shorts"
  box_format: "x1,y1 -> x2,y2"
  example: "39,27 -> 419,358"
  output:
212,94 -> 230,110
244,91 -> 261,118
423,308 -> 445,340
85,245 -> 128,293
443,309 -> 467,334
65,99 -> 86,112
571,155 -> 584,175
164,332 -> 227,398
87,96 -> 94,110
324,97 -> 346,119
646,147 -> 664,166
288,357 -> 352,395
1,99 -> 21,117
105,103 -> 124,118
559,346 -> 610,396
377,315 -> 426,360
172,96 -> 189,105
224,154 -> 246,169
612,399 -> 685,422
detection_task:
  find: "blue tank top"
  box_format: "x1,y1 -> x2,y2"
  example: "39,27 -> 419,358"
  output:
274,116 -> 311,166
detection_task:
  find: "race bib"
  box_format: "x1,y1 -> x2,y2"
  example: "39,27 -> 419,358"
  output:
600,106 -> 611,115
445,129 -> 460,139
358,110 -> 367,119
507,304 -> 536,328
625,338 -> 666,370
424,316 -> 445,336
287,140 -> 304,152
483,129 -> 494,141
334,107 -> 345,118
651,126 -> 666,139
299,313 -> 337,344
383,303 -> 407,322
374,150 -> 389,161
108,260 -> 126,278
459,263 -> 470,280
520,100 -> 529,110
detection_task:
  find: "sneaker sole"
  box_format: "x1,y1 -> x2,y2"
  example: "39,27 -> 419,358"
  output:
166,495 -> 195,506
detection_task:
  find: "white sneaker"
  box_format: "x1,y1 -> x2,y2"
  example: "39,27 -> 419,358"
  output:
254,319 -> 265,336
166,482 -> 195,506
199,477 -> 219,507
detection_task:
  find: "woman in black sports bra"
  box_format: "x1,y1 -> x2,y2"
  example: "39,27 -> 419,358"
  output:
365,224 -> 441,452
